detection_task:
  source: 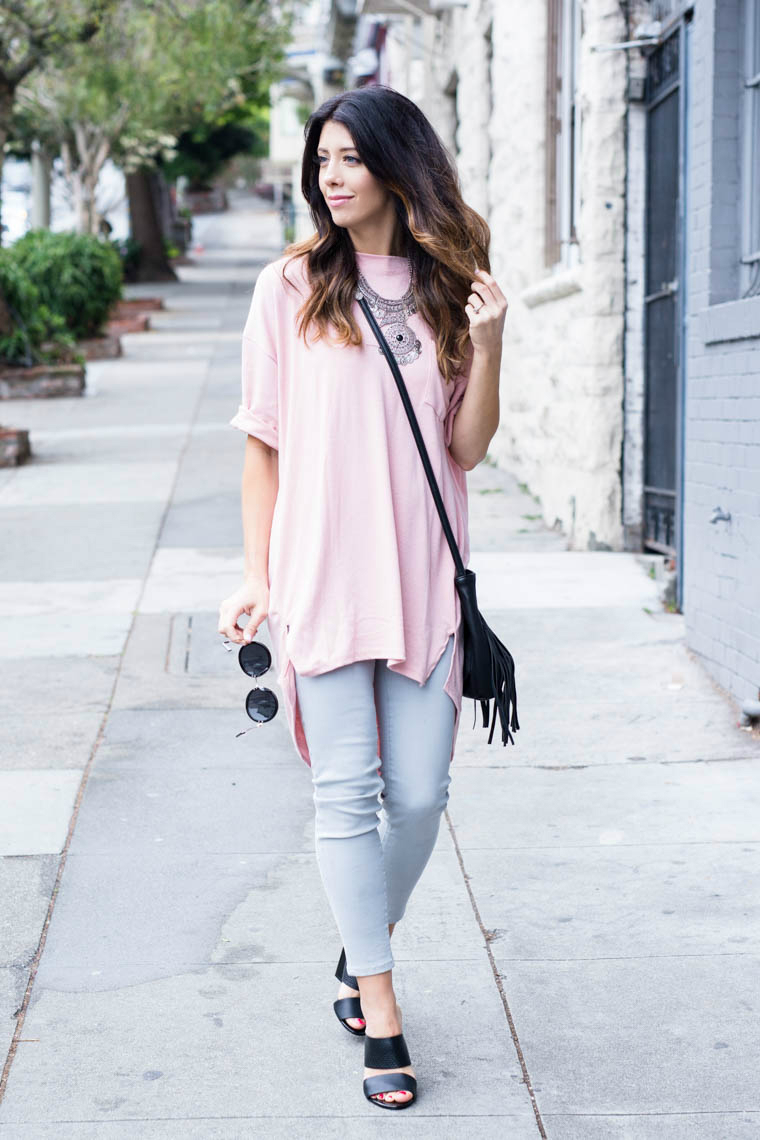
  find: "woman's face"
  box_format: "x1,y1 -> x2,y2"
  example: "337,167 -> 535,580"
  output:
316,119 -> 392,231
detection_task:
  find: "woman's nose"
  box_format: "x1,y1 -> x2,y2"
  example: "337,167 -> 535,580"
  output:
323,160 -> 342,183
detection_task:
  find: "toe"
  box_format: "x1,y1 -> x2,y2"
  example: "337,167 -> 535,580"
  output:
374,1089 -> 412,1104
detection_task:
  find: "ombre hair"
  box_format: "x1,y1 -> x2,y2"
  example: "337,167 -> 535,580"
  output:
282,85 -> 490,386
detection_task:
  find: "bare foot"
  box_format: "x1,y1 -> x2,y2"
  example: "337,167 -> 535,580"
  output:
336,979 -> 365,1031
363,1001 -> 415,1106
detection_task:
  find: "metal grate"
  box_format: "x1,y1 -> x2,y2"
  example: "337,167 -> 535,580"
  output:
642,28 -> 682,559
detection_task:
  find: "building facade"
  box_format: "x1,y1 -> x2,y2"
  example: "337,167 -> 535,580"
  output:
280,0 -> 760,709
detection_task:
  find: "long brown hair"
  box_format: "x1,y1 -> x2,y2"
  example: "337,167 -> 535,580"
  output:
282,85 -> 490,386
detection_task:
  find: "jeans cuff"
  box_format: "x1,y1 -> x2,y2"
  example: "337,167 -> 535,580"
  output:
346,957 -> 394,977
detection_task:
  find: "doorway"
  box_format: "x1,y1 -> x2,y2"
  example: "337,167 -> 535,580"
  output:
642,15 -> 690,603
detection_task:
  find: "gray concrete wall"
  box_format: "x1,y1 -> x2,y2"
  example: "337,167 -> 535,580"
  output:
684,0 -> 760,705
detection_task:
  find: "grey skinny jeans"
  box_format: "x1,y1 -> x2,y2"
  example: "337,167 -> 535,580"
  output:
293,632 -> 456,977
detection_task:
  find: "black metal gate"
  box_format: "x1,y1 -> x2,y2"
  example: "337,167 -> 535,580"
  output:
643,19 -> 688,573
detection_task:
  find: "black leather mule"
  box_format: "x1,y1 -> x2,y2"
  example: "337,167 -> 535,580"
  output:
363,1031 -> 417,1109
333,946 -> 366,1036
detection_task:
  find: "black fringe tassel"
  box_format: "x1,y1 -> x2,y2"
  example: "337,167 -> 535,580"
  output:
470,621 -> 520,746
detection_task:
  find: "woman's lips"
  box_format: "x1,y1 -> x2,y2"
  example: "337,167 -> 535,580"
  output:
328,196 -> 353,205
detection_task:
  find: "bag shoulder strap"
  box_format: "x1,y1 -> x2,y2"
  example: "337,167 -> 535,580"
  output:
357,292 -> 466,579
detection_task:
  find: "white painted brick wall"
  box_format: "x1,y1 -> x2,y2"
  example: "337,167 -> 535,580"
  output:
450,0 -> 630,549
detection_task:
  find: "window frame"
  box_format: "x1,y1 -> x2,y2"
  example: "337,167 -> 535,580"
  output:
741,0 -> 760,297
545,0 -> 582,269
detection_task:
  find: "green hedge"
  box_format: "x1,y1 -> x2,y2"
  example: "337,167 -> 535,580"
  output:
12,229 -> 123,341
0,250 -> 73,366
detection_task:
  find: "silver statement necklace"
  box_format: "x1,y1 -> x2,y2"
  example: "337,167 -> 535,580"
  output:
355,265 -> 422,366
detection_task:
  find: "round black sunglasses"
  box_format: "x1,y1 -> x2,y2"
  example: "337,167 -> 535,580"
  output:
222,638 -> 279,735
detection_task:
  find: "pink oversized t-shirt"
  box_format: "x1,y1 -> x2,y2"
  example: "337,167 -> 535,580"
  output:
230,249 -> 472,768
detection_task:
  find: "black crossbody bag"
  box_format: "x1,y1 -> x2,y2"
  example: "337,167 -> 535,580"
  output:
357,293 -> 519,746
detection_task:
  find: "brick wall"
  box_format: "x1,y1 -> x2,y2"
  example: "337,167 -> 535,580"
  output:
684,0 -> 760,704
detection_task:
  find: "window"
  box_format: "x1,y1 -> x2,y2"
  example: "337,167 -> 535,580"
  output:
741,0 -> 760,297
545,0 -> 581,268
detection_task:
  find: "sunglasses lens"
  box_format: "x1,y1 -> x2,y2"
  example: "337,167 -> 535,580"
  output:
245,687 -> 278,723
238,641 -> 272,678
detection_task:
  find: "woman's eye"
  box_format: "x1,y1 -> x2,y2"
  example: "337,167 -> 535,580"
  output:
315,154 -> 360,165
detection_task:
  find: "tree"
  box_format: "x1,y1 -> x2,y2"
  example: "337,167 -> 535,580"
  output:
16,0 -> 292,277
0,1 -> 115,243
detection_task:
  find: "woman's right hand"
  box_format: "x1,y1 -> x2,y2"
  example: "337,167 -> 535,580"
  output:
218,576 -> 270,645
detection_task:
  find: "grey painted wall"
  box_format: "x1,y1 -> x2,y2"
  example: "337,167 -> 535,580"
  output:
684,0 -> 760,705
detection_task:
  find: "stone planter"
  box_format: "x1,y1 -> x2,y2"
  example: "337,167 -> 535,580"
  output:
0,362 -> 85,399
0,425 -> 31,466
113,298 -> 165,317
77,335 -> 122,361
108,314 -> 150,335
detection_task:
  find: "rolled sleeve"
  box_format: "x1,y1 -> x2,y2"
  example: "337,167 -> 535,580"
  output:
229,335 -> 279,450
230,262 -> 280,450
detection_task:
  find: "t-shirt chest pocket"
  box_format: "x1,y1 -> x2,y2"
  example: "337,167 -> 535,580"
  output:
422,348 -> 449,421
392,320 -> 447,422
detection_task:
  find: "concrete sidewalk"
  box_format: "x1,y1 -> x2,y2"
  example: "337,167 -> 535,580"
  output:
1,194 -> 758,1138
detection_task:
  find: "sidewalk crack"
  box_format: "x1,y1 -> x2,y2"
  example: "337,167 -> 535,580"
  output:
445,806 -> 547,1138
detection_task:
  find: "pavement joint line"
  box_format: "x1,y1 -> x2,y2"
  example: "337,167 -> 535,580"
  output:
27,423 -> 231,441
458,756 -> 760,768
17,949 -> 757,969
451,839 -> 760,849
0,1113 -> 542,1123
75,749 -> 760,771
5,959 -> 488,970
473,951 -> 760,962
0,277 -> 230,1109
44,838 -> 760,855
444,806 -> 547,1138
540,1111 -> 760,1118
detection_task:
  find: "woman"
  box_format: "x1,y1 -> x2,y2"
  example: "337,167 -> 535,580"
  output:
218,85 -> 507,1109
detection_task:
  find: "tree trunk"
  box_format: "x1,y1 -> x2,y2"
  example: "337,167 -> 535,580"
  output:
0,87 -> 12,247
0,289 -> 13,341
126,168 -> 177,282
31,141 -> 52,229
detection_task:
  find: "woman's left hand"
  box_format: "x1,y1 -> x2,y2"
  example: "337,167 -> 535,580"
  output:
465,268 -> 509,355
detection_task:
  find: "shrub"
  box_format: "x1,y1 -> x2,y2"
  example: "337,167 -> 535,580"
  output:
12,229 -> 123,340
0,250 -> 74,366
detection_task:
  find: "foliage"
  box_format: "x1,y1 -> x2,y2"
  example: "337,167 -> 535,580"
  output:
0,1 -> 119,245
163,122 -> 260,191
0,1 -> 116,97
0,249 -> 73,365
17,0 -> 292,173
12,229 -> 122,339
8,1 -> 290,237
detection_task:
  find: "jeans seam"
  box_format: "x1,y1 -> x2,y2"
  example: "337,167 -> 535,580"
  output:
375,658 -> 392,962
